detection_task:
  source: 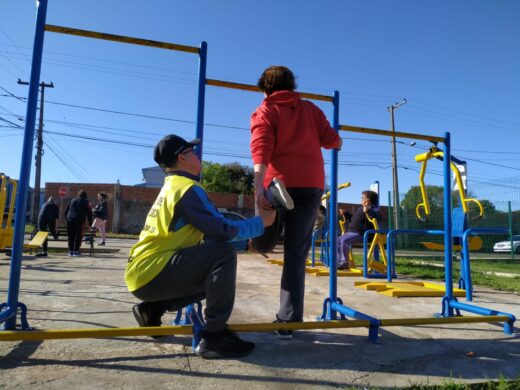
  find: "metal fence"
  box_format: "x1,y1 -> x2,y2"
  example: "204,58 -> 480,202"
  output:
391,176 -> 520,258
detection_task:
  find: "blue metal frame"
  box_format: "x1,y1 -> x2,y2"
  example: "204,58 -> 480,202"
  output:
319,91 -> 380,341
195,42 -> 207,161
461,227 -> 508,301
3,5 -> 515,341
0,0 -> 48,330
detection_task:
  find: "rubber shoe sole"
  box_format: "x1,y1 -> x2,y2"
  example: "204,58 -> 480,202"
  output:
132,304 -> 164,339
268,178 -> 294,210
194,330 -> 255,359
194,344 -> 254,359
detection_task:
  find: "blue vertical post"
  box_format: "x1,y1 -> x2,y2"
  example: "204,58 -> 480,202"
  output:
443,131 -> 454,316
195,41 -> 207,161
327,91 -> 340,319
1,0 -> 48,330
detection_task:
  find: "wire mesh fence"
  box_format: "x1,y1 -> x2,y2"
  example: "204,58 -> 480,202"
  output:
390,177 -> 520,262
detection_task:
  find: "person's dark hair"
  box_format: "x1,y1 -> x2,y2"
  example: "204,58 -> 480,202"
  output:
98,192 -> 108,200
77,190 -> 87,199
362,190 -> 378,206
257,66 -> 297,95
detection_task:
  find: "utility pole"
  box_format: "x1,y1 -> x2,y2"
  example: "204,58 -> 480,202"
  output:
18,79 -> 54,225
388,98 -> 407,230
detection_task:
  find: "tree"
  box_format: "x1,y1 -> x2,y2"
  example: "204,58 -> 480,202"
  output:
201,162 -> 254,195
401,185 -> 445,211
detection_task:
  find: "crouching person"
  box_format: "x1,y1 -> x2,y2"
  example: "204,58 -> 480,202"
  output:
125,134 -> 275,359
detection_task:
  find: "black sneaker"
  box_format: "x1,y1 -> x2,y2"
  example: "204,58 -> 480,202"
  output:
132,302 -> 164,339
337,262 -> 349,270
266,178 -> 294,210
195,328 -> 255,359
273,319 -> 293,340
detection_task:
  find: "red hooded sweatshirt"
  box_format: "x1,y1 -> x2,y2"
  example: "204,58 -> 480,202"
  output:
250,91 -> 341,190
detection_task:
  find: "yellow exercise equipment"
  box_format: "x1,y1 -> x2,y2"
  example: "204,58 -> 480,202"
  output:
365,214 -> 388,273
414,146 -> 483,221
0,174 -> 17,251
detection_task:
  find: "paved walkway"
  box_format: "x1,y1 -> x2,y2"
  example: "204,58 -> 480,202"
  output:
0,238 -> 519,389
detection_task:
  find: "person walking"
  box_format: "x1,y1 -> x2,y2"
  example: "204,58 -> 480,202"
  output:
64,190 -> 92,257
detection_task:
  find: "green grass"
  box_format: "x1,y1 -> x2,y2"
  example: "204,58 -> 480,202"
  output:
342,375 -> 520,389
396,258 -> 520,294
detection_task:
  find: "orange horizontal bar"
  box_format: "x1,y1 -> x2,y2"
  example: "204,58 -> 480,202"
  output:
340,124 -> 445,143
45,25 -> 199,54
206,79 -> 334,102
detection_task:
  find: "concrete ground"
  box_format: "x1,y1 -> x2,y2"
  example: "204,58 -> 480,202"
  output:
0,238 -> 519,389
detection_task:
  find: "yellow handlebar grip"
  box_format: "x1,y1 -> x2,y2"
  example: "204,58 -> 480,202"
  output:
464,198 -> 484,220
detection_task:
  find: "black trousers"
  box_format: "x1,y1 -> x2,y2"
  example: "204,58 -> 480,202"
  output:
252,187 -> 323,322
66,219 -> 84,252
132,241 -> 237,332
38,219 -> 56,252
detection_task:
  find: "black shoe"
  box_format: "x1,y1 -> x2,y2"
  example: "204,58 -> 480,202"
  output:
266,178 -> 294,210
132,302 -> 164,339
195,328 -> 255,359
273,318 -> 293,340
337,263 -> 349,270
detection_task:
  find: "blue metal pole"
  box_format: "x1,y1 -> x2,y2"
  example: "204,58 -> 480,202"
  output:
1,0 -> 48,330
327,90 -> 340,319
462,227 -> 509,301
195,41 -> 207,161
443,131 -> 454,316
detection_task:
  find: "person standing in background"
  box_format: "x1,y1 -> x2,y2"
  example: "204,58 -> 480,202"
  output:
65,190 -> 92,257
92,192 -> 109,246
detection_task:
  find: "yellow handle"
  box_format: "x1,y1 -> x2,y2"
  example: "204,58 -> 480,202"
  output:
414,148 -> 485,220
415,203 -> 429,221
365,213 -> 379,229
339,217 -> 346,235
415,156 -> 431,220
464,198 -> 484,220
322,182 -> 351,200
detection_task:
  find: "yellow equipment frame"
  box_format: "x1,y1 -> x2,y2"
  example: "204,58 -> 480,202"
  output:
0,175 -> 17,251
414,147 -> 483,221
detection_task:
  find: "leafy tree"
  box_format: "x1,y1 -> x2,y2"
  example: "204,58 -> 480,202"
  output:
201,161 -> 254,195
401,185 -> 445,211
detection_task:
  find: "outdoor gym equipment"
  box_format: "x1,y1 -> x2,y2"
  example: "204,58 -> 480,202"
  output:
413,147 -> 509,300
1,0 -> 515,344
415,145 -> 483,222
0,174 -> 17,254
310,182 -> 351,267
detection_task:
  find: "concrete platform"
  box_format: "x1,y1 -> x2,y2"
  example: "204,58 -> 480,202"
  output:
0,238 -> 519,389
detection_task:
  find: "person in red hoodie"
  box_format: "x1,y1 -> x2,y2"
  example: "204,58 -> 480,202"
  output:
250,66 -> 342,339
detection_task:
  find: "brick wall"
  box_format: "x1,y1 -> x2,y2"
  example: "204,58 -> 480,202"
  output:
45,182 -> 255,234
45,182 -> 388,234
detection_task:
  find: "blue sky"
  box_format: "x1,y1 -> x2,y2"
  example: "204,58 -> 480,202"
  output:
1,0 -> 519,204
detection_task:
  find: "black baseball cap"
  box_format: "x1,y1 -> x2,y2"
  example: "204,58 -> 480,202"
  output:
154,134 -> 200,168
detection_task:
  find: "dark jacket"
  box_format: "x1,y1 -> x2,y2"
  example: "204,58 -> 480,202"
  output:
38,202 -> 59,223
92,200 -> 108,220
65,197 -> 93,225
347,206 -> 381,236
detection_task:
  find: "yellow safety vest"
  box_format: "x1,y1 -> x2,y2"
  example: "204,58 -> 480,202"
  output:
125,175 -> 204,292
